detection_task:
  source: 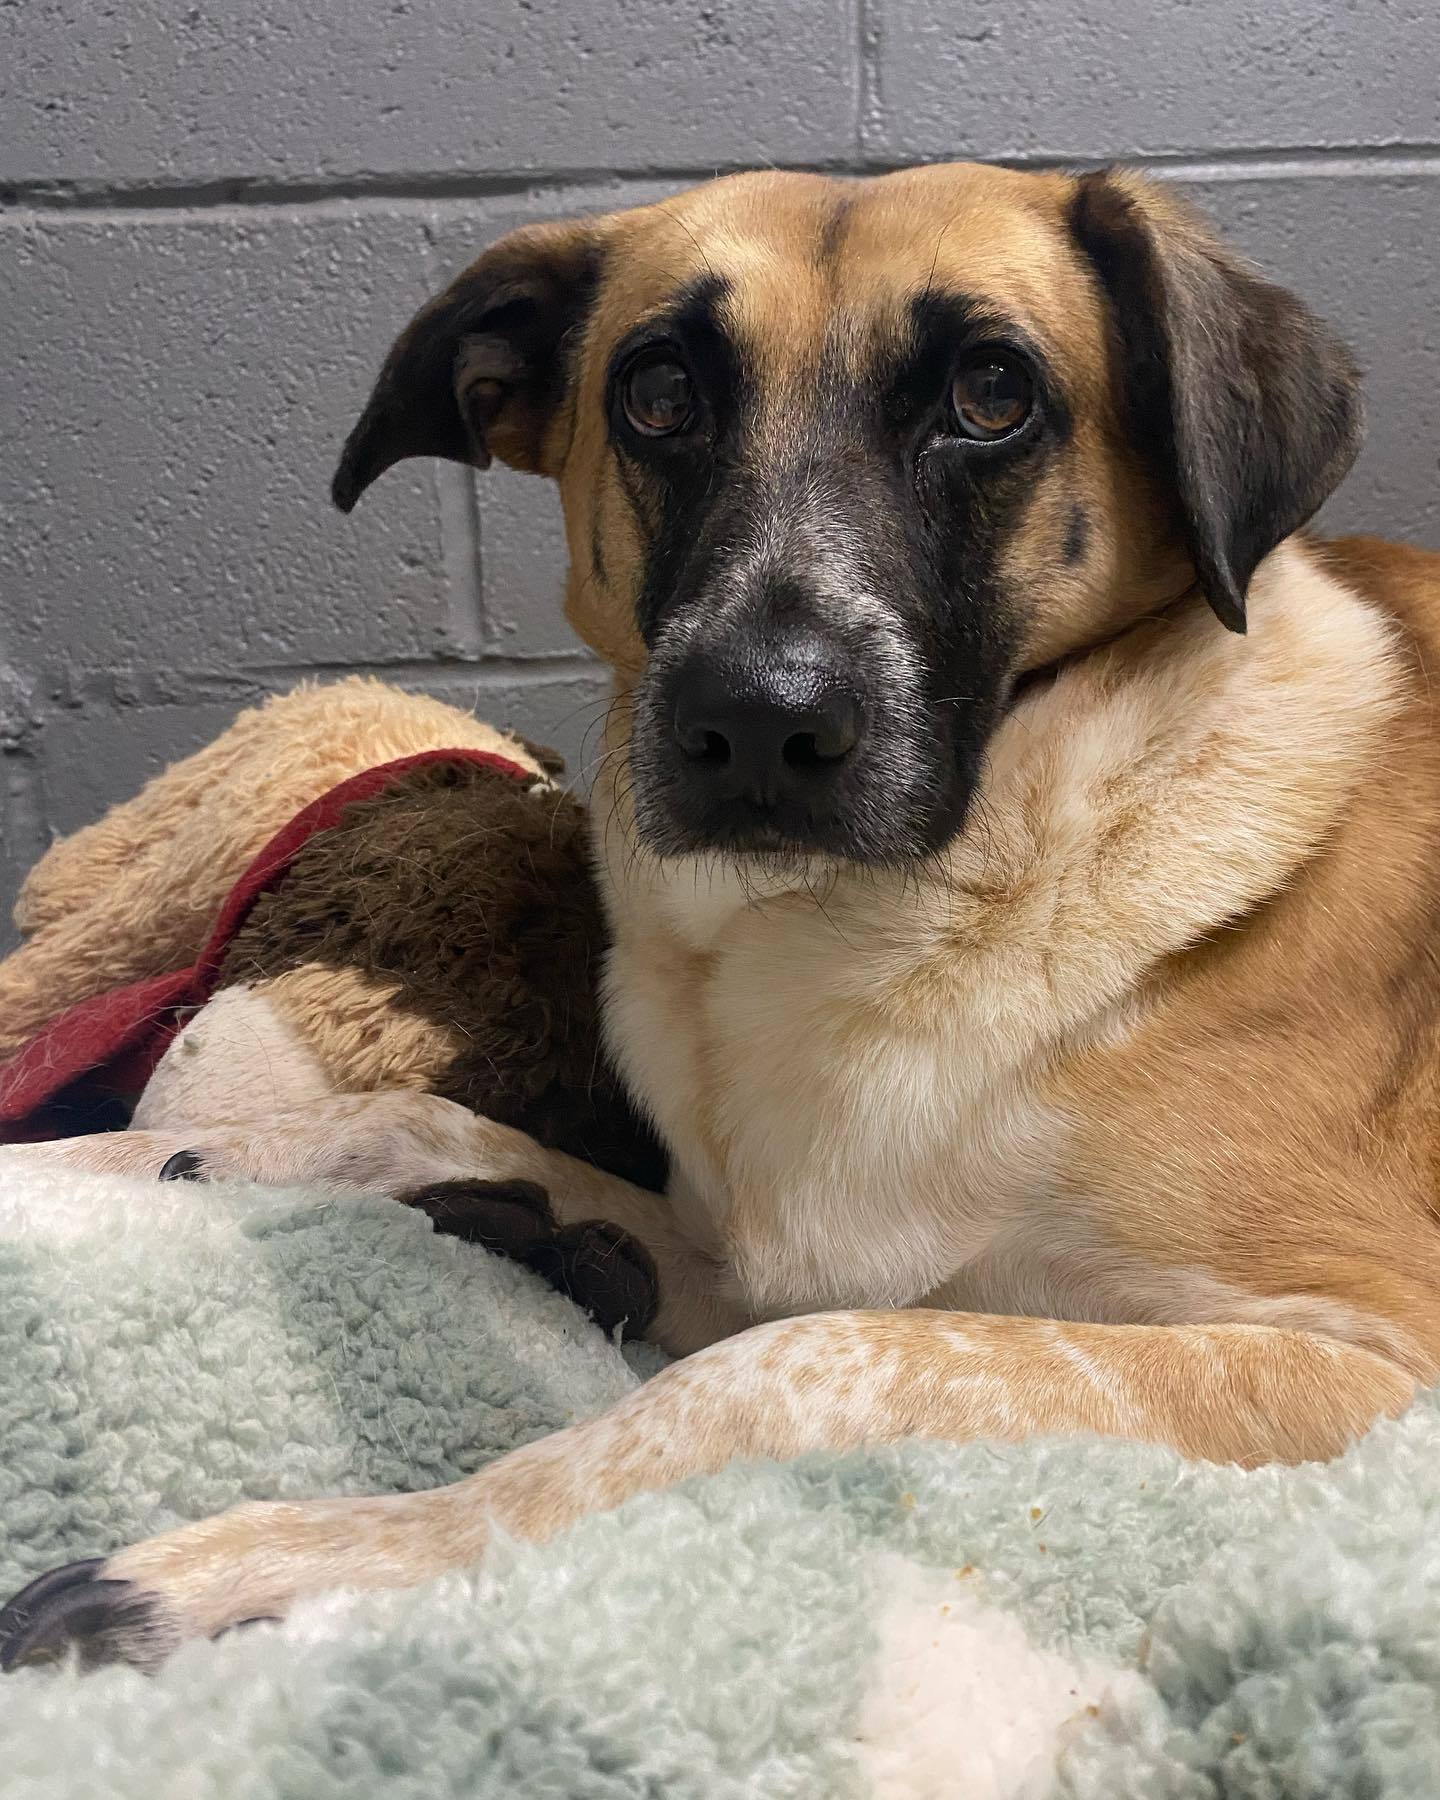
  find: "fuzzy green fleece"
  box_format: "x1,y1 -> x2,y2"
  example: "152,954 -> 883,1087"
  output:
1,1156 -> 1437,1798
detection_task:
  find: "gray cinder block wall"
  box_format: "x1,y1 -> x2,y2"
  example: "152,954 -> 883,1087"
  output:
2,1 -> 1438,947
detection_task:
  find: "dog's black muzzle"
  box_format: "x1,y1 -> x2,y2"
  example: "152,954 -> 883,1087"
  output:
631,620 -> 940,862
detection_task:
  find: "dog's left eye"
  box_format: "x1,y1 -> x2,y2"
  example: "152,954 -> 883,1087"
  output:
949,356 -> 1033,441
621,355 -> 697,437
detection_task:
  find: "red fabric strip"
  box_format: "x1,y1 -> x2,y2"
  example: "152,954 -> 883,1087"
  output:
0,747 -> 533,1139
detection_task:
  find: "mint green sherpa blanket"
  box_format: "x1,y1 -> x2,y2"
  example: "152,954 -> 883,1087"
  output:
2,1154 -> 1438,1798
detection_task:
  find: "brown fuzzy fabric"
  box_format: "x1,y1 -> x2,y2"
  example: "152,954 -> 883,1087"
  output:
0,678 -> 545,1065
220,761 -> 665,1191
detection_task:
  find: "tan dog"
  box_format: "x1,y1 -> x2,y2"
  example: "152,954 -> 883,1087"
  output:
5,161 -> 1440,1674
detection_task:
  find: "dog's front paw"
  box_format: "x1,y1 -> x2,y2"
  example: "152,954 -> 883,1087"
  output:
0,1557 -> 188,1674
0,1496 -> 389,1674
399,1178 -> 658,1338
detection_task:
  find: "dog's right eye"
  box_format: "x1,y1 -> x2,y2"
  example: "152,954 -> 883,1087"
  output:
948,355 -> 1033,442
621,355 -> 696,437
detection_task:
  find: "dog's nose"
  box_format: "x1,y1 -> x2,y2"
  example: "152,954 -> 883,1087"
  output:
672,658 -> 864,807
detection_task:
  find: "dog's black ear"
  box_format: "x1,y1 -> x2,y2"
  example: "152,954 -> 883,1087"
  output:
332,218 -> 603,512
1070,170 -> 1362,632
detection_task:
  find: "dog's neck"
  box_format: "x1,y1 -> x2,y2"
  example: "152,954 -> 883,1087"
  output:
590,539 -> 1404,1309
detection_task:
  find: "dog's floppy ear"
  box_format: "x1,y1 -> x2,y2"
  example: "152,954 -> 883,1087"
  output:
1070,170 -> 1362,632
332,218 -> 603,512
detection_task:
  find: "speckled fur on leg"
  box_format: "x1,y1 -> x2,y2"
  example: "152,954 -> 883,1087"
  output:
0,1307 -> 1413,1672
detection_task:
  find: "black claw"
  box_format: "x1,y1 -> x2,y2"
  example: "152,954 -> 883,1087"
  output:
159,1149 -> 206,1182
0,1558 -> 159,1673
0,1558 -> 106,1633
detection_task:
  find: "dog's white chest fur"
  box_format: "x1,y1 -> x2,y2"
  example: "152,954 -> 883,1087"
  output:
596,545 -> 1402,1317
604,856 -> 1067,1311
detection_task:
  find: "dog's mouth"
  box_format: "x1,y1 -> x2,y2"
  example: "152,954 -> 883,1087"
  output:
639,809 -> 857,869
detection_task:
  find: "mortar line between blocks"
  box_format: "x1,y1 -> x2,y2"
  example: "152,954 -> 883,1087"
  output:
433,462 -> 488,660
2,748 -> 48,873
277,653 -> 602,688
853,0 -> 876,160
4,145 -> 1440,220
33,655 -> 603,712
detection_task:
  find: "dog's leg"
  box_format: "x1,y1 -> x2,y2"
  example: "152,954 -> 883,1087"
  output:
0,1309 -> 1412,1673
1,1091 -> 743,1355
